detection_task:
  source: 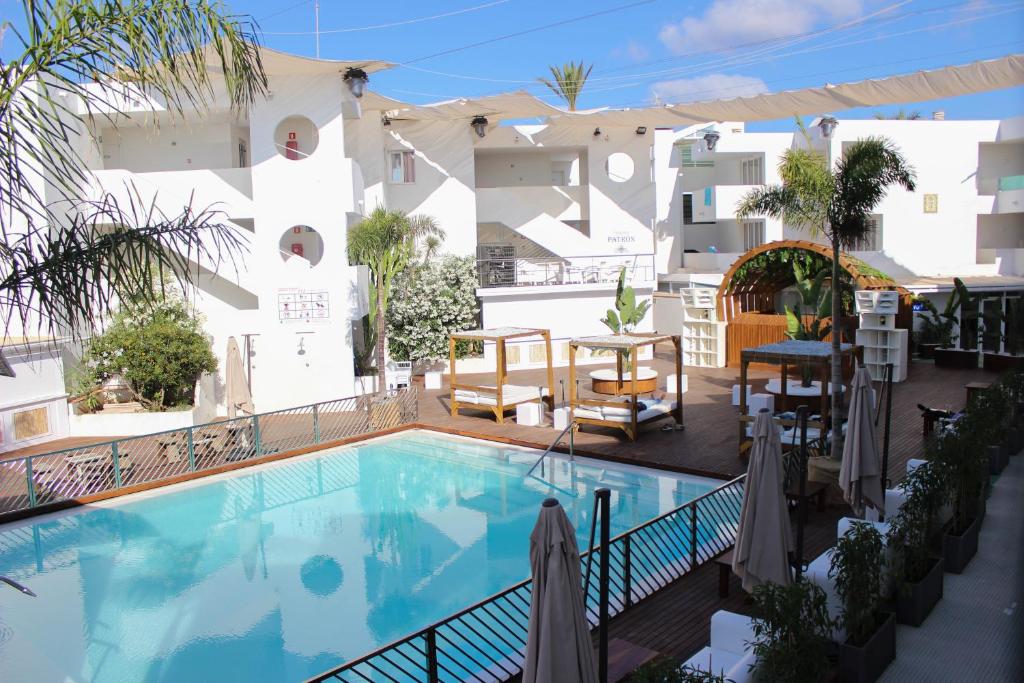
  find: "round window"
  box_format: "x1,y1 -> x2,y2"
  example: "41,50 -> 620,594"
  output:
279,226 -> 324,266
274,115 -> 319,161
605,152 -> 635,183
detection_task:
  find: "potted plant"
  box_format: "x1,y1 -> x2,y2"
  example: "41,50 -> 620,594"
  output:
601,266 -> 651,373
628,658 -> 731,682
929,428 -> 988,573
830,522 -> 896,683
983,297 -> 1024,372
886,464 -> 946,626
919,280 -> 977,368
783,263 -> 832,387
748,581 -> 834,683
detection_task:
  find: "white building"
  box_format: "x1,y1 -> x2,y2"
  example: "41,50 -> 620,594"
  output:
0,339 -> 72,454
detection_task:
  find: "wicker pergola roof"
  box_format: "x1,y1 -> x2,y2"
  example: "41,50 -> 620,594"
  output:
570,333 -> 675,350
716,240 -> 911,321
451,327 -> 546,341
741,340 -> 857,366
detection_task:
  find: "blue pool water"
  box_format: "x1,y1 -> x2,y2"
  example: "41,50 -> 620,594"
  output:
0,431 -> 720,682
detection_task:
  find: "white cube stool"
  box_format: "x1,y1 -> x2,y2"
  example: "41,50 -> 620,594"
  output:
553,406 -> 570,431
748,393 -> 775,415
732,384 -> 753,406
424,371 -> 442,390
664,374 -> 689,394
516,402 -> 542,427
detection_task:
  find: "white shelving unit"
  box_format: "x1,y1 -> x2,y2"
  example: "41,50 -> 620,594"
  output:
854,290 -> 908,382
681,288 -> 726,368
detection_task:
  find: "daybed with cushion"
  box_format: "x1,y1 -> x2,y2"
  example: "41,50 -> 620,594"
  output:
572,395 -> 679,442
451,384 -> 552,422
681,610 -> 757,683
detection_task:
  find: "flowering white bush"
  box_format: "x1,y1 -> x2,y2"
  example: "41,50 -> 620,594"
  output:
387,255 -> 480,362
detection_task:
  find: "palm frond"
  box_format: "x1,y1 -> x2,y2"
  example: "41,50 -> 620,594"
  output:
537,61 -> 592,111
830,137 -> 916,248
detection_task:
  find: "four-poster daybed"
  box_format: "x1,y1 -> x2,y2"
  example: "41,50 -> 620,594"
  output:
569,334 -> 683,441
448,327 -> 555,423
737,340 -> 862,456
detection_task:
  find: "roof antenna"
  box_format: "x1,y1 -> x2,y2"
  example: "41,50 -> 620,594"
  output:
314,0 -> 320,58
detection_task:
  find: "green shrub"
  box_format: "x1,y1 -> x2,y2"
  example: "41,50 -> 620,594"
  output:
387,255 -> 480,363
887,462 -> 948,584
628,657 -> 731,682
830,522 -> 886,646
83,298 -> 216,410
749,581 -> 834,683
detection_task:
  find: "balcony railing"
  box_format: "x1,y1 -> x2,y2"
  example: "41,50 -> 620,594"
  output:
477,254 -> 655,289
309,473 -> 745,682
0,388 -> 419,518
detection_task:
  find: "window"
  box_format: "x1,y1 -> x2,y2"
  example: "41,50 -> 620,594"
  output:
389,150 -> 416,183
238,139 -> 248,167
742,220 -> 766,251
741,157 -> 764,185
683,193 -> 715,225
679,141 -> 714,168
850,215 -> 882,251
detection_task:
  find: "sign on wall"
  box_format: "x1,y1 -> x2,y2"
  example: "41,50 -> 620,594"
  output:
923,194 -> 939,213
607,231 -> 636,254
278,289 -> 330,324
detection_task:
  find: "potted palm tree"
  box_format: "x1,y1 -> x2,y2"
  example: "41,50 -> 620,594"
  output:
925,279 -> 979,369
886,464 -> 946,626
748,581 -> 834,683
739,126 -> 916,459
783,262 -> 832,387
983,297 -> 1024,372
830,522 -> 896,683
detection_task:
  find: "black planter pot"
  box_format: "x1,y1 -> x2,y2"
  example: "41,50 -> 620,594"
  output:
988,444 -> 1008,475
943,515 -> 981,574
839,612 -> 897,683
918,343 -> 939,359
934,348 -> 979,369
896,557 -> 944,626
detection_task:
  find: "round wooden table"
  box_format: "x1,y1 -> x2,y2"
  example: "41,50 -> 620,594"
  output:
590,367 -> 658,395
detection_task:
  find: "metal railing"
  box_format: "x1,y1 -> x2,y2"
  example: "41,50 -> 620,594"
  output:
525,421 -> 575,479
477,253 -> 656,289
0,388 -> 419,517
308,473 -> 746,682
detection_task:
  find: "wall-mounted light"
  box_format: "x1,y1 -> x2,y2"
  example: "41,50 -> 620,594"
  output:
470,115 -> 489,138
818,116 -> 838,139
635,126 -> 647,135
703,131 -> 720,151
343,67 -> 368,98
381,115 -> 391,127
593,127 -> 601,137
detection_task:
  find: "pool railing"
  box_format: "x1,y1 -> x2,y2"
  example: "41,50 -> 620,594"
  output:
307,473 -> 746,683
0,388 -> 419,518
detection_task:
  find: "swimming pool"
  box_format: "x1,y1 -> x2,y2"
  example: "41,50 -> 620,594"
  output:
0,430 -> 723,682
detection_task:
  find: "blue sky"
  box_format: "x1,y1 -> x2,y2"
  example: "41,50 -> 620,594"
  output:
4,0 -> 1023,130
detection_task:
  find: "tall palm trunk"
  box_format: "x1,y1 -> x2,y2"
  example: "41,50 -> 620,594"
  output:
375,279 -> 387,392
830,240 -> 844,459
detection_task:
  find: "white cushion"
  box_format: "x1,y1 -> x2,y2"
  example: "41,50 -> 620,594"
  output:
573,407 -> 603,420
590,367 -> 657,381
683,611 -> 757,683
710,610 -> 756,654
457,385 -> 550,406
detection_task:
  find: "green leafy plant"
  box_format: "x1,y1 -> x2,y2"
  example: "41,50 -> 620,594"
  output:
887,463 -> 948,585
749,581 -> 834,683
783,262 -> 832,343
915,280 -> 972,349
387,255 -> 481,363
347,208 -> 444,389
628,657 -> 732,682
1,0 -> 266,345
927,427 -> 987,535
997,297 -> 1024,356
740,135 -> 916,458
601,267 -> 650,334
830,522 -> 886,646
82,297 -> 217,411
537,61 -> 592,111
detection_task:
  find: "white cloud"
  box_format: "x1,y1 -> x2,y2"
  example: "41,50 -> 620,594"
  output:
651,73 -> 768,103
611,40 -> 651,62
658,0 -> 863,53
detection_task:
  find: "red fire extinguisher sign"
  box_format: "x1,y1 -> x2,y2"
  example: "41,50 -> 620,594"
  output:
291,243 -> 304,257
285,132 -> 299,160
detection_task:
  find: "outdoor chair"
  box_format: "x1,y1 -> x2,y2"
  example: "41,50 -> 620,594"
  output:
681,610 -> 757,682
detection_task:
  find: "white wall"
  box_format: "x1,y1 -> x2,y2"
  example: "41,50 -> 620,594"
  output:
0,344 -> 70,453
100,121 -> 237,172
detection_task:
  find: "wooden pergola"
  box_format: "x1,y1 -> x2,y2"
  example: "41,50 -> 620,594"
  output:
569,333 -> 683,441
448,327 -> 554,423
715,240 -> 912,366
737,339 -> 861,455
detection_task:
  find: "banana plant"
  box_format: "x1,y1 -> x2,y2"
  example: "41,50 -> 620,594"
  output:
916,277 -> 969,349
784,262 -> 832,342
601,267 -> 651,374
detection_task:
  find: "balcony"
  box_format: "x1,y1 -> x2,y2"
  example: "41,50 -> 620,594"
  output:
477,253 -> 655,289
90,167 -> 254,220
996,175 -> 1024,214
475,186 -> 594,256
689,185 -> 759,222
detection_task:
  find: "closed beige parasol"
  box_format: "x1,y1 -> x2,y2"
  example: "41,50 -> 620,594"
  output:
840,367 -> 883,516
226,336 -> 254,419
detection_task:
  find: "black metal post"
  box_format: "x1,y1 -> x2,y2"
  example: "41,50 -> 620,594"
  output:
426,628 -> 439,683
794,405 -> 809,582
879,363 -> 894,522
596,487 -> 611,683
623,535 -> 632,608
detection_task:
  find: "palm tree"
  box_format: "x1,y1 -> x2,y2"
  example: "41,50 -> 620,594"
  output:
538,61 -> 593,111
873,109 -> 922,120
739,137 -> 915,458
347,208 -> 444,389
1,0 -> 267,354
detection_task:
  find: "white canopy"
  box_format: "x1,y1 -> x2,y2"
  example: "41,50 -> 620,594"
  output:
365,54 -> 1023,126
